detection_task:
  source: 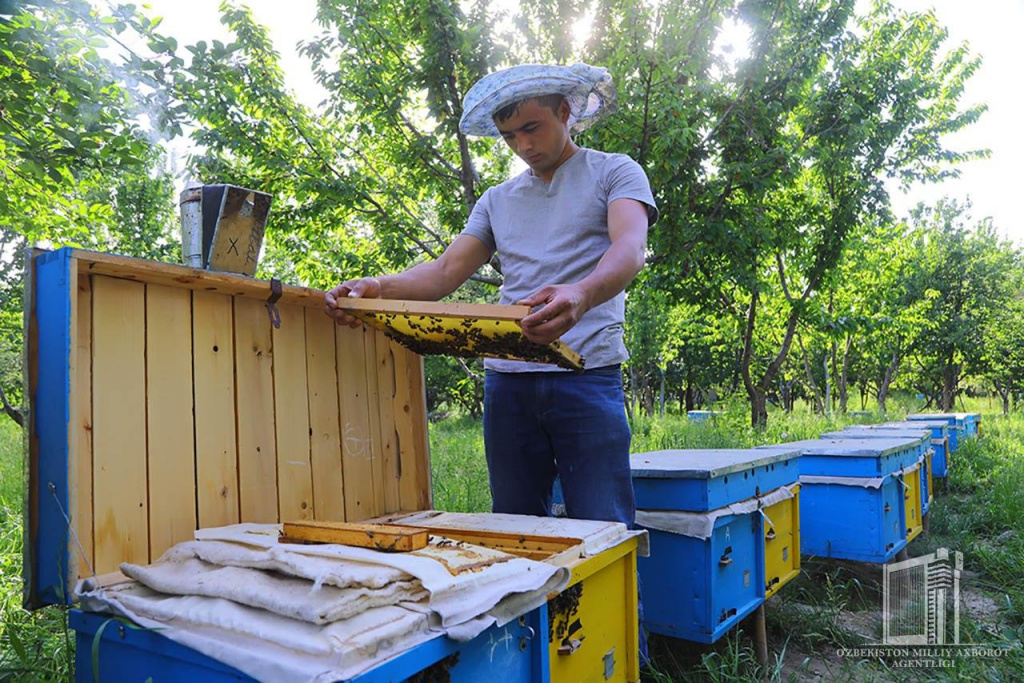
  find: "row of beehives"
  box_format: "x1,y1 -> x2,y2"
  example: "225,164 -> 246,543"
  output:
628,411 -> 980,644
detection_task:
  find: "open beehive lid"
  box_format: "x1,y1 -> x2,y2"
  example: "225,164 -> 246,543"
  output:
333,298 -> 584,370
23,248 -> 433,608
629,448 -> 802,479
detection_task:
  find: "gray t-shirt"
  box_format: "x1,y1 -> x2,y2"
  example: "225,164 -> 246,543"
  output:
462,147 -> 658,372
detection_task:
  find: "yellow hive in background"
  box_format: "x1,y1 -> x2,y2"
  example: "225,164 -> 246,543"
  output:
763,485 -> 801,599
904,463 -> 924,543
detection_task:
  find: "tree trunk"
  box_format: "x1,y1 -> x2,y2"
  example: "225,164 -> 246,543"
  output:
798,335 -> 824,413
838,336 -> 852,413
941,353 -> 958,411
684,383 -> 695,412
658,368 -> 666,417
823,355 -> 832,415
877,350 -> 900,414
994,380 -> 1011,416
750,387 -> 768,428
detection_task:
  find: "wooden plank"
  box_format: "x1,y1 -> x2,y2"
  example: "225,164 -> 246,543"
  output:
304,310 -> 344,521
398,348 -> 432,511
234,297 -> 279,523
281,520 -> 428,552
336,325 -> 376,521
363,328 -> 386,518
393,343 -> 424,511
72,249 -> 326,308
91,276 -> 149,571
374,330 -> 400,514
334,297 -> 529,321
69,271 -> 94,581
192,291 -> 240,529
272,304 -> 314,521
145,285 -> 197,558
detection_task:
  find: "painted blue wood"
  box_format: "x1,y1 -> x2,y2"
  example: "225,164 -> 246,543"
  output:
829,425 -> 951,477
756,438 -> 920,478
638,511 -> 764,644
72,605 -> 549,682
906,413 -> 972,439
799,475 -> 907,563
686,410 -> 716,422
30,247 -> 75,607
820,429 -> 932,512
630,449 -> 800,512
879,421 -> 957,453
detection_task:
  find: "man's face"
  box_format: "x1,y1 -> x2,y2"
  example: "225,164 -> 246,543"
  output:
494,98 -> 571,174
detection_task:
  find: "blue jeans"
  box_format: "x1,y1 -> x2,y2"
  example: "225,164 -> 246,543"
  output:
482,365 -> 635,527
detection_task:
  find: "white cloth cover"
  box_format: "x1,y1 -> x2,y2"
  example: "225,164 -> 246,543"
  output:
75,523 -> 572,683
635,483 -> 798,540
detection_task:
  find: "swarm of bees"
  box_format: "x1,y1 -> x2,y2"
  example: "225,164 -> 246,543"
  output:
354,311 -> 585,370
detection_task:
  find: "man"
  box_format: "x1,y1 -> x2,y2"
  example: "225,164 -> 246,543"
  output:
325,63 -> 658,529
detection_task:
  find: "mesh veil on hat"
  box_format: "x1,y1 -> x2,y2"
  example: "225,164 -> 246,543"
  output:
458,63 -> 617,138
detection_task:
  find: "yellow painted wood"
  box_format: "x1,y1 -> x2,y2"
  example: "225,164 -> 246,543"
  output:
233,297 -> 279,523
764,485 -> 801,599
373,331 -> 400,514
336,325 -> 376,520
272,304 -> 314,521
904,465 -> 924,542
548,537 -> 640,683
281,521 -> 428,552
69,272 -> 94,581
304,310 -> 345,521
145,285 -> 197,558
192,292 -> 240,529
91,276 -> 149,572
363,329 -> 386,518
393,346 -> 431,512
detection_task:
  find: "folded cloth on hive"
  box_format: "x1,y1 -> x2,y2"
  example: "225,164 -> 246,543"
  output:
75,523 -> 570,682
635,483 -> 799,540
120,556 -> 428,625
77,580 -> 438,683
458,62 -> 617,137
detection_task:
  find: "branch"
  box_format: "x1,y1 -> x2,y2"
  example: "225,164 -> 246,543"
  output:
0,382 -> 24,428
776,252 -> 795,304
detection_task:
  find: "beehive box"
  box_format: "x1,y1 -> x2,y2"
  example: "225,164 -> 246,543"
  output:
906,413 -> 975,439
902,462 -> 924,543
629,448 -> 801,511
820,429 -> 934,511
630,449 -> 800,643
639,511 -> 764,643
375,511 -> 643,683
757,437 -> 921,478
24,248 -> 639,682
72,603 -> 549,682
763,484 -> 800,599
883,419 -> 958,456
798,474 -> 907,563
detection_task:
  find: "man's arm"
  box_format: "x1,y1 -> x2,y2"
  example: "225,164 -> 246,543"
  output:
325,235 -> 492,326
518,198 -> 649,345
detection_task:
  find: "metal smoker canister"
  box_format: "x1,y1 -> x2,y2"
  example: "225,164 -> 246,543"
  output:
179,180 -> 204,268
178,182 -> 272,276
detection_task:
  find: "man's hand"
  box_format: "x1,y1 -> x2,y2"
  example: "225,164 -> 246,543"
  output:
517,284 -> 591,345
324,277 -> 382,327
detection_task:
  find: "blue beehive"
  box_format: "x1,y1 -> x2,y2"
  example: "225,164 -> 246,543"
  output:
907,413 -> 976,438
886,419 -> 958,454
756,438 -> 921,563
820,428 -> 932,514
757,437 -> 920,478
630,449 -> 801,511
686,410 -> 717,422
72,606 -> 549,682
631,448 -> 800,643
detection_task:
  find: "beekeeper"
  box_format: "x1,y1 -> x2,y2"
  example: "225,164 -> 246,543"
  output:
326,63 -> 658,529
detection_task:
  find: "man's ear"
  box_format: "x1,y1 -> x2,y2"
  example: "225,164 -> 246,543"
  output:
558,98 -> 571,124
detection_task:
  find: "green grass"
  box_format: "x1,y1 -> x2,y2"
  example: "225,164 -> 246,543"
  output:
0,417 -> 74,681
